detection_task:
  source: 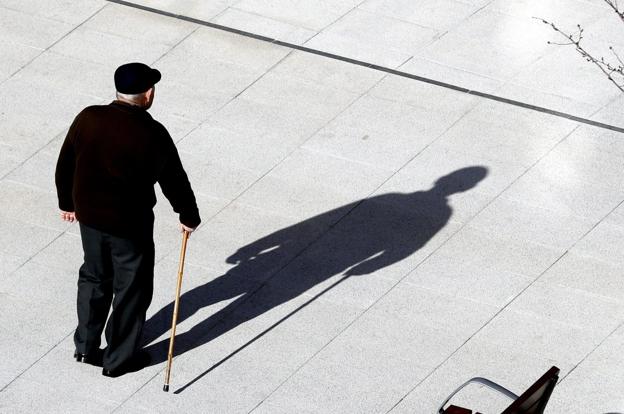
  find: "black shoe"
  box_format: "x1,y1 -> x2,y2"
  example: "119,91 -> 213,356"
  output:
74,349 -> 103,367
101,367 -> 124,378
102,351 -> 151,378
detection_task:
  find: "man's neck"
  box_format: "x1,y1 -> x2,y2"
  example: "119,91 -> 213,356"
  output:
116,97 -> 145,108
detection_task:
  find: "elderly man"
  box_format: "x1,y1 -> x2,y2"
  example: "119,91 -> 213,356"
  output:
55,62 -> 201,377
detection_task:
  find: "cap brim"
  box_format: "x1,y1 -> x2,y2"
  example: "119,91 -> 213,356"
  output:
150,68 -> 161,87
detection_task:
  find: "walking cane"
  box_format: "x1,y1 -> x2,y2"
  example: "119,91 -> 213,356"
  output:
163,229 -> 189,392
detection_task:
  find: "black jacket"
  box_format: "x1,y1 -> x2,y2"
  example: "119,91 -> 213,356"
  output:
55,101 -> 201,237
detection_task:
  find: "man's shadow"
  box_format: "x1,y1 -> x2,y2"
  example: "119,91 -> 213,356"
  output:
143,166 -> 488,379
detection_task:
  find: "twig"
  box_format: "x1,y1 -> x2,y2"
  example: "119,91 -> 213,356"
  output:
535,16 -> 624,92
604,0 -> 624,22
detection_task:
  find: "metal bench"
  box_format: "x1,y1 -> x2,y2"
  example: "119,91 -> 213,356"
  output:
438,366 -> 560,414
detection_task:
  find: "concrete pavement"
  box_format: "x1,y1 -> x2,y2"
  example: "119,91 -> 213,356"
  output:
1,0 -> 624,412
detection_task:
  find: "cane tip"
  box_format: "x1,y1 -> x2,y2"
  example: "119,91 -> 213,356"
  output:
163,385 -> 169,392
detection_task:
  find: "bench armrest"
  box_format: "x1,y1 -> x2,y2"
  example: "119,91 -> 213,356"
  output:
437,377 -> 519,414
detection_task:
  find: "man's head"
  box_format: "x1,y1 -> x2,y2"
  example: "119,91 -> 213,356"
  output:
114,62 -> 161,109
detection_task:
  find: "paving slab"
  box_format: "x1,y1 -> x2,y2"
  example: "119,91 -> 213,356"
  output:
416,225 -> 564,280
359,0 -> 480,32
501,161 -> 624,221
405,250 -> 533,307
177,123 -> 299,174
303,94 -> 457,170
0,143 -> 30,178
212,8 -> 317,45
541,252 -> 624,302
234,148 -> 393,219
390,339 -> 576,413
253,285 -> 497,413
466,307 -> 606,364
2,1 -> 624,413
0,216 -> 61,260
122,0 -> 624,122
29,231 -> 83,272
0,39 -> 42,84
419,9 -> 553,81
0,180 -> 69,232
133,0 -> 236,21
0,6 -> 74,50
0,293 -> 73,347
571,219 -> 624,265
240,71 -> 361,121
305,8 -> 439,68
0,0 -> 105,25
85,3 -> 196,46
6,148 -> 61,192
546,324 -> 624,413
509,45 -> 621,110
51,26 -> 171,69
467,196 -> 597,250
232,0 -> 362,32
507,280 -> 624,337
125,288 -> 365,412
209,96 -> 330,140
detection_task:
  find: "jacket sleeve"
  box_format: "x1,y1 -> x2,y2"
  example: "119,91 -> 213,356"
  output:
158,134 -> 201,228
55,116 -> 79,212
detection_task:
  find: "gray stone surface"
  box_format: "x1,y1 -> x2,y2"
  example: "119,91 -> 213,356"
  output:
571,219 -> 624,264
406,250 -> 533,307
233,0 -> 362,32
0,0 -> 105,25
360,0 -> 480,32
0,6 -> 73,49
541,252 -> 624,301
467,196 -> 596,250
0,216 -> 60,259
467,308 -> 605,363
213,7 -> 316,45
2,1 -> 624,413
0,180 -> 69,232
305,8 -> 438,68
303,94 -> 456,170
546,324 -> 624,413
390,339 -> 576,413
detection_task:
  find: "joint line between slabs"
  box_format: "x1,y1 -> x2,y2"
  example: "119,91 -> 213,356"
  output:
174,71 -> 409,396
248,96 -> 479,411
384,123 -> 601,413
105,0 -> 624,134
0,331 -> 73,393
0,3 -> 108,89
551,196 -> 624,384
0,4 -> 110,181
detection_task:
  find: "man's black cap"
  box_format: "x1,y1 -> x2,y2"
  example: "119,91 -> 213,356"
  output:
114,62 -> 161,94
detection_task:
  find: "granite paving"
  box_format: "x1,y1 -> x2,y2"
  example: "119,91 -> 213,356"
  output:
1,1 -> 624,413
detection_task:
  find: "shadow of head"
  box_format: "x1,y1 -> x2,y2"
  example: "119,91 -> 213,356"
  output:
433,166 -> 488,196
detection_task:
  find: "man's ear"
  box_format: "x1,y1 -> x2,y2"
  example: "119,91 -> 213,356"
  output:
145,87 -> 154,102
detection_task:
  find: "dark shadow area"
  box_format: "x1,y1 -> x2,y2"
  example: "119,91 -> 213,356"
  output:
142,166 -> 488,391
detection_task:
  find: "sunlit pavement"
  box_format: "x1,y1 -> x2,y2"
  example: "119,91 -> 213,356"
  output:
1,1 -> 624,412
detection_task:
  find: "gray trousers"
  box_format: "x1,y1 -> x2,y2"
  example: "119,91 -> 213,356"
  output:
75,223 -> 155,371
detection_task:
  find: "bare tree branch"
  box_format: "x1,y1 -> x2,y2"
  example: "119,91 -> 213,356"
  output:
535,2 -> 624,93
611,45 -> 624,67
604,0 -> 624,22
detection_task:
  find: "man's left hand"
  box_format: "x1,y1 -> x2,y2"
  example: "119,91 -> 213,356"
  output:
180,223 -> 196,236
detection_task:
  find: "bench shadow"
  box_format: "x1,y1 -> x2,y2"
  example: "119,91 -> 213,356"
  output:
142,166 -> 488,391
